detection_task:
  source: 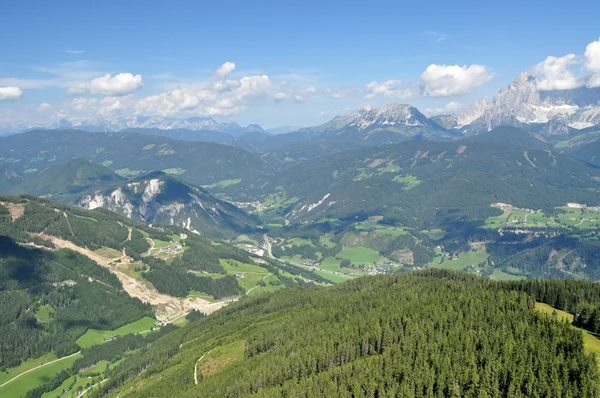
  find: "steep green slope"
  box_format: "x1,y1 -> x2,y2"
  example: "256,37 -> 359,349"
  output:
0,234 -> 152,369
91,270 -> 598,397
0,167 -> 24,193
570,139 -> 600,167
0,130 -> 275,199
11,158 -> 124,201
268,141 -> 600,227
462,126 -> 551,150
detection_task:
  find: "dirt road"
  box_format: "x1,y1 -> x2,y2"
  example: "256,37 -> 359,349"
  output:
37,233 -> 228,321
0,351 -> 81,389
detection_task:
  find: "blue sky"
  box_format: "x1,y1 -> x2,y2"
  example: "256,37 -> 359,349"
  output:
1,0 -> 599,127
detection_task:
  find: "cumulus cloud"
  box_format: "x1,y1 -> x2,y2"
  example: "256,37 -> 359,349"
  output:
274,83 -> 318,102
532,54 -> 580,90
38,102 -> 52,111
215,62 -> 236,79
420,64 -> 494,97
67,73 -> 144,96
365,80 -> 415,99
585,38 -> 600,88
135,64 -> 270,117
0,86 -> 23,101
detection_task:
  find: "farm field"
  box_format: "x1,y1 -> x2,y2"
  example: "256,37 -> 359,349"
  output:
75,317 -> 157,348
431,249 -> 488,271
313,270 -> 349,284
0,352 -> 58,386
483,205 -> 600,230
219,259 -> 279,295
338,246 -> 383,265
489,269 -> 526,281
42,374 -> 97,398
319,234 -> 337,248
0,353 -> 81,398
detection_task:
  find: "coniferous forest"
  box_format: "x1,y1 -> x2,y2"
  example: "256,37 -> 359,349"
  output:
89,270 -> 599,397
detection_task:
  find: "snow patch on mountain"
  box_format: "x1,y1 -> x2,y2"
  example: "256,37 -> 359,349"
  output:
454,72 -> 600,135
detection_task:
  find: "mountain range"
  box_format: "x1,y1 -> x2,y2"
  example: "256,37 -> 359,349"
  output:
3,69 -> 600,143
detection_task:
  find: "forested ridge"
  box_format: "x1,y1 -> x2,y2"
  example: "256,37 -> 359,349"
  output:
90,270 -> 599,397
0,235 -> 152,369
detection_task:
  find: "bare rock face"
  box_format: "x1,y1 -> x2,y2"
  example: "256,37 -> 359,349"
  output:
453,72 -> 600,135
75,173 -> 255,238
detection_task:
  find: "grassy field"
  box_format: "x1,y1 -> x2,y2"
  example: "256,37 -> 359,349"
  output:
354,222 -> 407,236
0,353 -> 82,398
35,305 -> 54,324
554,131 -> 600,149
42,374 -> 97,398
489,269 -> 526,281
94,247 -> 122,259
319,235 -> 337,248
114,168 -> 141,178
283,237 -> 315,247
338,246 -> 382,265
319,257 -> 354,274
162,167 -> 186,175
421,229 -> 446,240
313,270 -> 350,284
535,303 -> 600,368
0,353 -> 57,385
432,249 -> 488,271
217,259 -> 281,296
76,317 -> 156,348
202,178 -> 242,189
483,205 -> 600,230
392,174 -> 421,190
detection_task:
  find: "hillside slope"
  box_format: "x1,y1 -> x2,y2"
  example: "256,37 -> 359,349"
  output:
267,140 -> 600,227
10,158 -> 124,201
91,270 -> 598,397
75,171 -> 257,238
0,130 -> 275,199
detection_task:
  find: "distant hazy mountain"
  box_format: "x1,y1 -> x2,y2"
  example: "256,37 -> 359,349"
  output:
0,116 -> 266,137
76,171 -> 256,238
265,125 -> 304,135
444,72 -> 600,135
298,103 -> 451,142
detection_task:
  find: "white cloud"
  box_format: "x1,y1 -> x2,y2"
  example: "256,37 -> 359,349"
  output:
0,86 -> 23,101
420,64 -> 494,97
365,80 -> 415,99
532,54 -> 580,90
422,31 -> 448,42
274,83 -> 318,102
69,97 -> 98,111
585,38 -> 600,88
215,62 -> 236,79
423,101 -> 463,116
38,102 -> 52,111
135,63 -> 270,117
66,49 -> 85,54
67,73 -> 144,96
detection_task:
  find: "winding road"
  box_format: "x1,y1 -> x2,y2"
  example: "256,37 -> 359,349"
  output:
246,273 -> 272,295
0,351 -> 81,389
